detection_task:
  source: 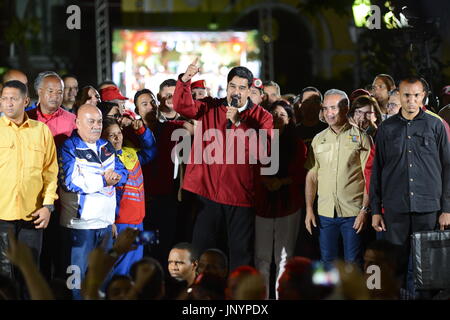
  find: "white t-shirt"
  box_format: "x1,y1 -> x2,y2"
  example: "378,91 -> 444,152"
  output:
85,142 -> 98,156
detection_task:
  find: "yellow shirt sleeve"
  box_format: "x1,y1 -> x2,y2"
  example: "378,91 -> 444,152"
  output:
41,124 -> 59,205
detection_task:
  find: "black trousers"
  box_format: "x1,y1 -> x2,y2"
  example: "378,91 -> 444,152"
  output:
143,194 -> 179,271
383,211 -> 438,296
39,209 -> 62,280
192,196 -> 255,272
0,219 -> 43,298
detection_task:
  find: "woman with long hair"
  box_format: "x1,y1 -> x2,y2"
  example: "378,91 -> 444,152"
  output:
73,86 -> 101,113
254,100 -> 307,299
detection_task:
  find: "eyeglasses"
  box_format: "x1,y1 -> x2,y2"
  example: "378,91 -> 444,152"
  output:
387,103 -> 399,109
354,109 -> 374,116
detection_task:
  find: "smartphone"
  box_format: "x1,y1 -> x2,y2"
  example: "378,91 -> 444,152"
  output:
311,261 -> 340,286
134,230 -> 159,246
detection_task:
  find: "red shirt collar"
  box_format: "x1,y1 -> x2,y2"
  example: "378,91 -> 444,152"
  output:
37,105 -> 62,120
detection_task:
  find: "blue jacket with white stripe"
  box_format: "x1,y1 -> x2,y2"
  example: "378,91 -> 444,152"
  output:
58,131 -> 128,229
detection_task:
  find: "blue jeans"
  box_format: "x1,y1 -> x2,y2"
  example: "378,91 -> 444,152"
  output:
112,223 -> 144,276
318,215 -> 362,268
62,225 -> 113,300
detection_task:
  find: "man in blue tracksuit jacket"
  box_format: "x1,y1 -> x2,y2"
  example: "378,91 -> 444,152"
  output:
58,104 -> 128,299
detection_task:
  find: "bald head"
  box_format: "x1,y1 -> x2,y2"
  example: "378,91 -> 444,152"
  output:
77,104 -> 101,116
3,69 -> 28,86
76,104 -> 103,143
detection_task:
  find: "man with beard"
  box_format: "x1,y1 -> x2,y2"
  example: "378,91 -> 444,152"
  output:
158,79 -> 181,122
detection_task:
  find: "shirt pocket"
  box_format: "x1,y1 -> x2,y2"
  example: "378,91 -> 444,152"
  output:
415,133 -> 436,154
314,143 -> 332,165
0,140 -> 14,168
343,142 -> 361,164
26,144 -> 45,169
386,137 -> 403,158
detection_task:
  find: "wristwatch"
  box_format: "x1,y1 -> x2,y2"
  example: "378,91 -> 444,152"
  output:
360,206 -> 370,213
43,204 -> 55,213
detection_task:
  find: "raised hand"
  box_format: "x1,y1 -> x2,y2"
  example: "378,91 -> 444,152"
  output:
181,57 -> 200,83
132,119 -> 144,131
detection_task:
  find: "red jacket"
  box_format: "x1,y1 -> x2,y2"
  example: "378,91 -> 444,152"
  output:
255,137 -> 307,218
173,77 -> 273,207
142,120 -> 185,197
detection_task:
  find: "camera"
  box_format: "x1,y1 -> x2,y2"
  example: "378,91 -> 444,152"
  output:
134,230 -> 159,246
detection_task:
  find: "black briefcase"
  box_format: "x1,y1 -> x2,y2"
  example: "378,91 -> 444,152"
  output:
412,230 -> 450,290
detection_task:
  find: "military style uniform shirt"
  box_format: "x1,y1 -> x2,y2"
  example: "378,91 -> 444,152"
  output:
370,109 -> 450,214
311,122 -> 372,218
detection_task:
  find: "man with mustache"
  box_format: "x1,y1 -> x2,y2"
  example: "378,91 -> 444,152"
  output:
28,71 -> 76,147
58,104 -> 128,299
173,59 -> 273,271
26,71 -> 77,282
158,79 -> 181,122
305,89 -> 372,269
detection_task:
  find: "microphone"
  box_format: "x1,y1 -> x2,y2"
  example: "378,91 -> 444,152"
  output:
227,95 -> 239,129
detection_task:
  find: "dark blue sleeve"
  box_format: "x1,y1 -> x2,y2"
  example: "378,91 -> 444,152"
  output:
137,127 -> 157,166
114,153 -> 129,187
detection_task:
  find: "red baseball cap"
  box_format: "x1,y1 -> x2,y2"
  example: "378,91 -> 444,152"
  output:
100,86 -> 127,101
191,80 -> 206,90
251,78 -> 263,89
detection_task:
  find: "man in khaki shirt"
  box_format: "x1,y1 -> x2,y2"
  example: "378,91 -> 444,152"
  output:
305,89 -> 372,268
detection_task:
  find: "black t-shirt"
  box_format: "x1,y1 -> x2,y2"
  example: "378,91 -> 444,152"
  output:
295,121 -> 328,147
296,121 -> 328,170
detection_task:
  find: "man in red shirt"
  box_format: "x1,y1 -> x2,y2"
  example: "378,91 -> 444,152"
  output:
173,60 -> 273,270
27,71 -> 76,280
28,71 -> 76,147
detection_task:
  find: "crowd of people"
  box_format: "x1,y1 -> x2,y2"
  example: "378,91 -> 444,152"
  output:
0,60 -> 449,301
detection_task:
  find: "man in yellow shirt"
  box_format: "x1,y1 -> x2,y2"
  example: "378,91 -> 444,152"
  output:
0,80 -> 58,279
305,89 -> 372,268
